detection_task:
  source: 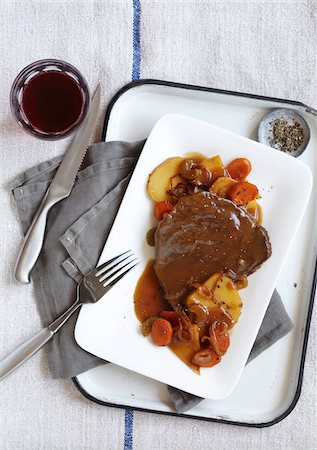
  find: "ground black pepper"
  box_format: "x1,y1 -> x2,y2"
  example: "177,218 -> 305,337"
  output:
271,119 -> 305,153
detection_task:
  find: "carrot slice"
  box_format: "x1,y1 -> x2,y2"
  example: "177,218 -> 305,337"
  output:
151,318 -> 173,346
227,158 -> 252,181
228,181 -> 258,206
154,201 -> 173,221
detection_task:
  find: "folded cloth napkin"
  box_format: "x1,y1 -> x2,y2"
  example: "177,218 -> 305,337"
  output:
9,141 -> 293,413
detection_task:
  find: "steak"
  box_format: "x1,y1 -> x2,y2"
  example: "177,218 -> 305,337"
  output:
154,192 -> 271,307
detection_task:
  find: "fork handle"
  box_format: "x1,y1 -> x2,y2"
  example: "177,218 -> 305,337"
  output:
0,302 -> 80,382
0,328 -> 53,382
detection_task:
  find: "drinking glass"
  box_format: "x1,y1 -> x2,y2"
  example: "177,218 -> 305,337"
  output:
10,59 -> 90,140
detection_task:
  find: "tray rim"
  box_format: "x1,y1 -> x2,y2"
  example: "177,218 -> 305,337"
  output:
101,79 -> 317,141
73,78 -> 317,428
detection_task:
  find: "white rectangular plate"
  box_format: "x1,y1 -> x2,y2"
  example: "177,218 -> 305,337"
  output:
75,113 -> 312,400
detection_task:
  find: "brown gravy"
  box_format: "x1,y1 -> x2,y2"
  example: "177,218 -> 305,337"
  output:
134,260 -> 201,372
134,259 -> 170,322
154,192 -> 271,306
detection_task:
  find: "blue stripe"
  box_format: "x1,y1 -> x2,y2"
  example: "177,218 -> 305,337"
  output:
132,0 -> 141,80
123,2 -> 141,448
124,409 -> 134,450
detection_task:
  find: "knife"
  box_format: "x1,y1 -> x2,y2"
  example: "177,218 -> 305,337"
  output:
14,85 -> 101,284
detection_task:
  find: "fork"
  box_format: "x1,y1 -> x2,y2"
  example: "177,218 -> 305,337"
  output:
0,251 -> 138,382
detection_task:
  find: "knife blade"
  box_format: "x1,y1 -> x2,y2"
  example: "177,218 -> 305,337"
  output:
14,85 -> 101,283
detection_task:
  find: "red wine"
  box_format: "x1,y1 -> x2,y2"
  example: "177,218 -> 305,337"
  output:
21,71 -> 84,133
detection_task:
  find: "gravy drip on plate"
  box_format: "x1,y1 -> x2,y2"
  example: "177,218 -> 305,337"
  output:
134,259 -> 169,322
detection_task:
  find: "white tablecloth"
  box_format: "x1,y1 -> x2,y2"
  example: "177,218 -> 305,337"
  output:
0,1 -> 316,449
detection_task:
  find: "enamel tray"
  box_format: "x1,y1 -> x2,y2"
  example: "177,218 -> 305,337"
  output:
74,80 -> 317,427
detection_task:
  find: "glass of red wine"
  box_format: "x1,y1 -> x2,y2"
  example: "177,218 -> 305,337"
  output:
10,59 -> 90,140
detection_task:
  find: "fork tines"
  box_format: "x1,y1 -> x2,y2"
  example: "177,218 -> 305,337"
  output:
96,251 -> 139,287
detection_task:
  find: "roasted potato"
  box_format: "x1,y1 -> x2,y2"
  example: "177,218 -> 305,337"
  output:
147,157 -> 183,202
186,273 -> 218,310
200,155 -> 225,183
186,273 -> 242,325
209,176 -> 237,198
213,274 -> 242,324
245,200 -> 262,225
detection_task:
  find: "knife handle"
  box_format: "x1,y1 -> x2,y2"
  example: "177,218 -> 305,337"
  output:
14,189 -> 60,283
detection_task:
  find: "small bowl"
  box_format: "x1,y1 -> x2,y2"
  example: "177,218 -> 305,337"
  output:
258,108 -> 310,157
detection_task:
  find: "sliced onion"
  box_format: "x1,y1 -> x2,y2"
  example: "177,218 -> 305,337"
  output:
192,348 -> 220,367
209,322 -> 225,356
179,159 -> 200,180
176,327 -> 192,342
187,303 -> 209,327
201,335 -> 212,345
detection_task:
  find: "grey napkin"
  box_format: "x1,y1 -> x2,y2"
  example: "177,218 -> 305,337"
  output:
9,141 -> 293,412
